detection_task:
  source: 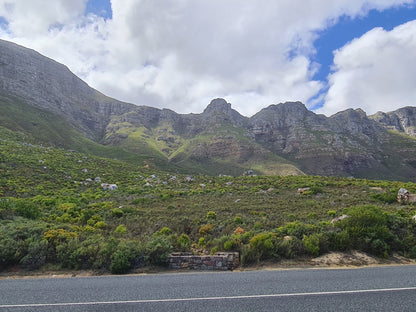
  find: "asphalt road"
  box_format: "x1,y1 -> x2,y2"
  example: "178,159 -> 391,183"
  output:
1,265 -> 416,311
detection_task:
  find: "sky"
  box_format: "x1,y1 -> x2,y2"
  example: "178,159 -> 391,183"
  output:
0,0 -> 415,117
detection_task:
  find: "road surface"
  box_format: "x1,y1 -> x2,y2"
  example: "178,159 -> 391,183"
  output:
0,265 -> 415,311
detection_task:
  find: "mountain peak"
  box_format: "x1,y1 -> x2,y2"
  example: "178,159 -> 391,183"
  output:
202,98 -> 232,114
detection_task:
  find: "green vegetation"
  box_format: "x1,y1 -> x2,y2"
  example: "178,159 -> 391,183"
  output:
1,126 -> 416,274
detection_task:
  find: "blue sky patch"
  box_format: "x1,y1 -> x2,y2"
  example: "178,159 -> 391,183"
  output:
86,0 -> 112,19
313,5 -> 416,82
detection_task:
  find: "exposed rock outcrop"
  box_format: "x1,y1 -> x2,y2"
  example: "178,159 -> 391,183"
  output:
0,39 -> 136,140
370,107 -> 416,137
2,39 -> 416,179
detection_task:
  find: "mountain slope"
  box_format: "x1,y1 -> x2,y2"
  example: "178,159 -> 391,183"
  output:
0,39 -> 135,141
1,39 -> 416,179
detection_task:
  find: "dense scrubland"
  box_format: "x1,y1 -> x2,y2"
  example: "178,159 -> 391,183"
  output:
1,127 -> 416,274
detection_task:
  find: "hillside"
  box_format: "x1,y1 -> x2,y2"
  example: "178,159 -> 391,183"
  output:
2,39 -> 416,179
2,38 -> 416,273
1,126 -> 416,273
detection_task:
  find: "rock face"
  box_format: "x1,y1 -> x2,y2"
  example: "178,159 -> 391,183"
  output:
370,107 -> 416,137
2,39 -> 416,179
0,39 -> 136,140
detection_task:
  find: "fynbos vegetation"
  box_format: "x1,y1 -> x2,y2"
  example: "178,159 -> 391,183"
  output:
1,126 -> 416,274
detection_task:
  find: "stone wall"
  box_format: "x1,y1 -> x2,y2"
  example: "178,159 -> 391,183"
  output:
168,252 -> 239,271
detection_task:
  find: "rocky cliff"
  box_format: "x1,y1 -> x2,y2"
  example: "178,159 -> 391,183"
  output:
370,107 -> 416,137
1,39 -> 416,180
0,39 -> 136,141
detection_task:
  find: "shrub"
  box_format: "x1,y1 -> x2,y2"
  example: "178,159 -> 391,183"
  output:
94,221 -> 108,229
110,241 -> 146,274
310,186 -> 323,194
327,210 -> 337,217
334,205 -> 396,256
0,198 -> 15,219
234,226 -> 245,235
20,239 -> 48,269
176,234 -> 191,251
110,250 -> 131,274
198,237 -> 206,247
240,244 -> 259,265
145,236 -> 173,266
56,238 -> 82,269
303,234 -> 320,257
223,239 -> 238,251
111,208 -> 124,218
287,214 -> 296,221
371,190 -> 398,204
0,237 -> 20,269
276,236 -> 305,258
234,216 -> 242,224
284,221 -> 317,239
249,233 -> 275,260
206,211 -> 217,220
87,215 -> 102,226
199,224 -> 213,236
254,222 -> 263,230
210,246 -> 218,255
15,200 -> 41,220
157,227 -> 173,236
115,225 -> 127,235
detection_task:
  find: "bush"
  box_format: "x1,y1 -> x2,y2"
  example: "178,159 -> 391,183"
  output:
276,237 -> 305,258
334,205 -> 396,256
15,200 -> 41,220
283,221 -> 317,239
210,246 -> 218,255
371,190 -> 398,204
240,244 -> 259,265
115,224 -> 127,235
303,234 -> 320,256
0,237 -> 20,269
234,216 -> 242,224
145,236 -> 173,266
198,237 -> 206,247
199,224 -> 214,236
176,234 -> 191,251
56,238 -> 82,269
249,233 -> 275,260
110,241 -> 146,274
20,239 -> 48,269
327,210 -> 337,217
111,208 -> 124,218
110,250 -> 131,274
156,227 -> 172,236
223,239 -> 238,251
206,211 -> 217,220
0,198 -> 15,219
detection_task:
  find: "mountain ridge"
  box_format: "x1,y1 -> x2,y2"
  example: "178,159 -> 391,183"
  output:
1,39 -> 416,180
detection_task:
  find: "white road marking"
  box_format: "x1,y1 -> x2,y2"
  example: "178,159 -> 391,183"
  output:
1,287 -> 416,308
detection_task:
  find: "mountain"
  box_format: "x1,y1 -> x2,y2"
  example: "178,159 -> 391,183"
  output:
1,39 -> 416,180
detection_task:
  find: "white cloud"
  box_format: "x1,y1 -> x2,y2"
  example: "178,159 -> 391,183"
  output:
0,0 -> 415,116
0,0 -> 87,36
317,19 -> 416,116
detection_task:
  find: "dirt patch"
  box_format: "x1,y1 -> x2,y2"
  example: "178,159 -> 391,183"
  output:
310,251 -> 416,267
236,251 -> 416,272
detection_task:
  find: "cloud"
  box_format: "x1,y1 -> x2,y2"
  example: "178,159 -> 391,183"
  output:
317,19 -> 416,116
0,0 -> 415,116
0,0 -> 87,36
